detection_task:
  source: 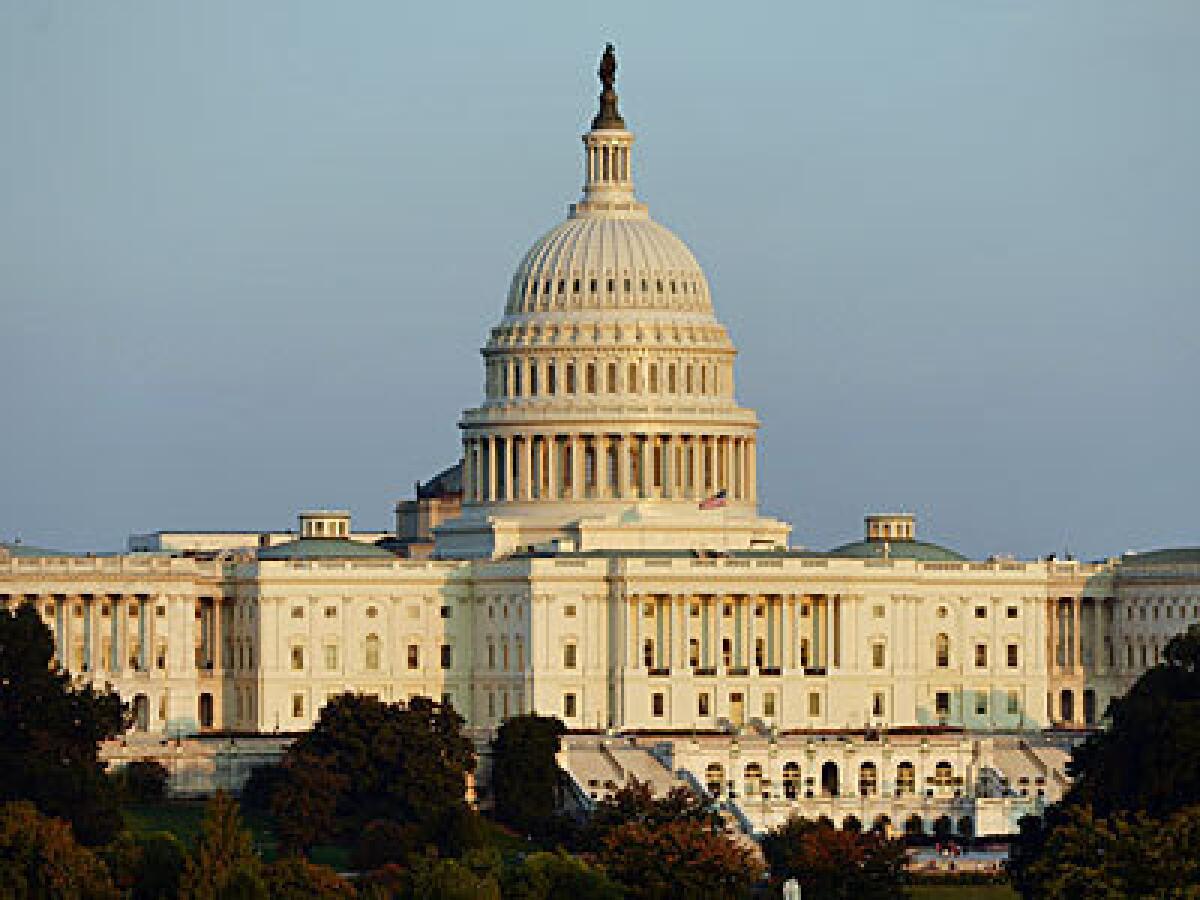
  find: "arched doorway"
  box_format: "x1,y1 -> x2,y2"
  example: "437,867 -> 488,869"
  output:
782,762 -> 801,800
744,762 -> 763,799
705,763 -> 724,798
821,761 -> 839,798
132,694 -> 149,732
1060,689 -> 1075,724
198,693 -> 213,729
859,761 -> 878,797
1083,689 -> 1097,725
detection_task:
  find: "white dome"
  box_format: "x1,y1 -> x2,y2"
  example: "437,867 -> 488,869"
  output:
506,215 -> 712,317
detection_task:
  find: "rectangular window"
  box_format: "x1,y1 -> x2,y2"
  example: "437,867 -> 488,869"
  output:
976,694 -> 988,716
324,645 -> 338,670
1007,606 -> 1019,619
1007,644 -> 1019,668
564,693 -> 577,718
872,691 -> 885,717
697,692 -> 710,717
649,363 -> 659,393
872,643 -> 886,669
291,606 -> 304,619
440,644 -> 453,669
586,363 -> 596,394
975,643 -> 988,667
651,693 -> 665,717
407,644 -> 419,669
1007,690 -> 1020,715
566,363 -> 576,393
563,643 -> 577,669
628,362 -> 638,392
873,605 -> 885,618
440,605 -> 451,619
292,693 -> 305,718
763,692 -> 776,717
689,638 -> 700,668
607,362 -> 617,393
564,604 -> 577,617
975,606 -> 987,619
935,691 -> 951,716
291,646 -> 304,671
808,692 -> 821,716
324,606 -> 337,618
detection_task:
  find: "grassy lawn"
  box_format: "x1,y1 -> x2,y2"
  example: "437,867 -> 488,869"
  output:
122,800 -> 522,871
907,886 -> 1018,900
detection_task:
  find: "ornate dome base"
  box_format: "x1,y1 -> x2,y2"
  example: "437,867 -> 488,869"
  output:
433,503 -> 790,559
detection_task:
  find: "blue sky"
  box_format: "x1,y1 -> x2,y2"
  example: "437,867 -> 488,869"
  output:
2,1 -> 1197,558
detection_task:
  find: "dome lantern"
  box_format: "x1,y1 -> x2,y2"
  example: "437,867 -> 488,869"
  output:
574,44 -> 645,219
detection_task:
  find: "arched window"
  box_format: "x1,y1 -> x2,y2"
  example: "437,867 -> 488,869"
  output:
934,761 -> 954,787
859,761 -> 878,797
896,761 -> 916,795
705,763 -> 724,798
365,634 -> 380,671
133,694 -> 149,732
821,761 -> 839,798
936,633 -> 950,668
744,763 -> 763,799
783,762 -> 801,800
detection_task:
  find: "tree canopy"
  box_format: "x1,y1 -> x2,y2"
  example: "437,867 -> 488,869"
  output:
0,603 -> 127,846
760,816 -> 906,900
1065,624 -> 1200,818
0,801 -> 119,900
490,714 -> 566,836
266,693 -> 476,852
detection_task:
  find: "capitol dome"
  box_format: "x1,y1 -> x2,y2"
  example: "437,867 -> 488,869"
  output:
437,45 -> 791,558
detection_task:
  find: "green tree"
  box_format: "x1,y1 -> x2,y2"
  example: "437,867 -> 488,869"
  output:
103,830 -> 185,900
502,849 -> 624,900
270,694 -> 475,849
178,791 -> 264,900
0,604 -> 127,845
597,819 -> 762,900
119,759 -> 169,803
1066,624 -> 1200,818
0,800 -> 119,899
490,713 -> 566,836
760,816 -> 906,900
263,856 -> 354,899
586,777 -> 719,846
407,854 -> 501,900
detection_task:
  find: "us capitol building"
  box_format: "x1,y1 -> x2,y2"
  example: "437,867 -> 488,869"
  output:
4,47 -> 1197,838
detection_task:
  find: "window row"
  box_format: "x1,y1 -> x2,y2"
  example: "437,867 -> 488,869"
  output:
287,638 -> 453,672
486,357 -> 728,400
701,759 -> 958,800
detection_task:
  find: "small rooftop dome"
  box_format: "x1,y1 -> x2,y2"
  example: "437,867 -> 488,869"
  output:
298,510 -> 351,539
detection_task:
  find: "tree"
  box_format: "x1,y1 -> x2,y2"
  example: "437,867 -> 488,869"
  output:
351,819 -> 425,871
262,856 -> 354,900
103,830 -> 185,900
1064,625 -> 1200,819
269,694 -> 475,849
270,752 -> 347,854
178,791 -> 264,900
586,777 -> 719,845
120,759 -> 169,803
1010,803 -> 1200,899
0,604 -> 127,845
490,713 -> 566,836
597,819 -> 762,900
761,816 -> 906,900
406,854 -> 502,900
502,849 -> 623,900
0,801 -> 119,899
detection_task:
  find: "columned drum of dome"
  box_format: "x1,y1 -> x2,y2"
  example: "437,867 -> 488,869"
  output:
437,47 -> 789,558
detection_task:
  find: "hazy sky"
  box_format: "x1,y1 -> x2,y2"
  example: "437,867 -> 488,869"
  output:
2,2 -> 1197,559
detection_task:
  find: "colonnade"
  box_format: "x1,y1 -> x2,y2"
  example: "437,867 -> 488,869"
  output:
461,432 -> 756,505
622,593 -> 838,676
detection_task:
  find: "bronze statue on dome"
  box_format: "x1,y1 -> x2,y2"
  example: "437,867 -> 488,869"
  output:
592,43 -> 625,130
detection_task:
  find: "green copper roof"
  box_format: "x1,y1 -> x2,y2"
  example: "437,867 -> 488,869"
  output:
0,541 -> 75,558
258,538 -> 397,561
1121,547 -> 1200,567
826,539 -> 968,563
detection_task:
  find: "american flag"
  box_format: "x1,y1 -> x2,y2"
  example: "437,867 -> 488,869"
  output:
699,489 -> 728,510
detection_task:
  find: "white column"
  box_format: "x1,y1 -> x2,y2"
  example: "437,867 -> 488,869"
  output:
571,435 -> 584,500
486,436 -> 497,501
503,436 -> 514,501
546,435 -> 558,500
617,434 -> 631,498
747,438 -> 757,502
691,436 -> 703,498
661,435 -> 673,499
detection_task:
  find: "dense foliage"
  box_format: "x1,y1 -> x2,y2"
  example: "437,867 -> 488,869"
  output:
0,801 -> 119,899
490,714 -> 566,836
760,816 -> 906,900
0,604 -> 127,845
585,776 -> 719,844
262,693 -> 476,853
1010,625 -> 1200,897
596,818 -> 762,900
177,791 -> 263,900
